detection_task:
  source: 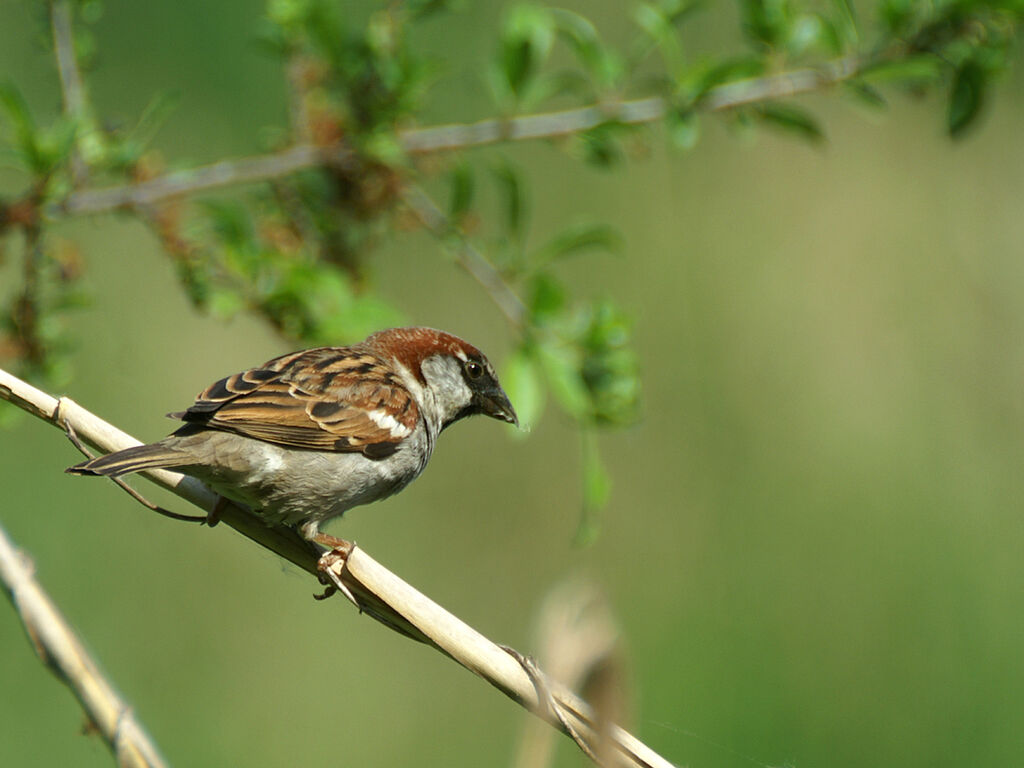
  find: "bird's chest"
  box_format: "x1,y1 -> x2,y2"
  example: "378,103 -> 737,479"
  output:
219,428 -> 433,524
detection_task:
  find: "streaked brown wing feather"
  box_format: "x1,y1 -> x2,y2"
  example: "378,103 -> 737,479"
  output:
177,347 -> 418,455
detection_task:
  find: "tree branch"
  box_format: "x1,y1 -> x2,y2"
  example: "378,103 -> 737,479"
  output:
0,366 -> 675,768
60,144 -> 356,215
57,56 -> 864,217
404,57 -> 860,152
50,0 -> 86,119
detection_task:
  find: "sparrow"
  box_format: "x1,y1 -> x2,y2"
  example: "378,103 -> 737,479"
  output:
67,327 -> 518,546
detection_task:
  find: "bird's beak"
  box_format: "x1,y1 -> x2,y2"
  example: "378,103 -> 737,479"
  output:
477,383 -> 519,428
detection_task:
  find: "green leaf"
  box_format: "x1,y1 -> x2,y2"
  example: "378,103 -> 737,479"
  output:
533,222 -> 622,267
843,79 -> 887,109
80,0 -> 104,24
208,287 -> 246,320
528,273 -> 568,324
313,293 -> 405,345
575,121 -> 631,168
0,84 -> 44,174
688,57 -> 765,101
129,90 -> 180,150
860,55 -> 943,86
530,70 -> 594,103
550,9 -> 622,89
878,0 -> 913,35
576,429 -> 610,545
502,345 -> 545,433
537,341 -> 589,419
0,87 -> 77,179
578,301 -> 640,425
667,107 -> 700,151
447,162 -> 475,220
786,13 -> 825,56
948,60 -> 986,139
500,4 -> 555,101
755,103 -> 824,143
407,0 -> 457,19
658,0 -> 703,25
739,0 -> 793,48
634,2 -> 685,79
202,200 -> 255,248
492,160 -> 526,245
829,0 -> 859,49
39,118 -> 78,175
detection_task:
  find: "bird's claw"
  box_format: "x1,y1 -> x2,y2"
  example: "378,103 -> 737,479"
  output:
314,539 -> 360,608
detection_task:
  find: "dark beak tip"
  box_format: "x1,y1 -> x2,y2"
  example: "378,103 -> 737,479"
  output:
488,403 -> 518,427
487,400 -> 518,428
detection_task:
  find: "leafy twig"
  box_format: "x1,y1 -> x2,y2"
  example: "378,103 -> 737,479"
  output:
405,58 -> 861,152
58,56 -> 867,218
0,366 -> 675,768
60,144 -> 355,215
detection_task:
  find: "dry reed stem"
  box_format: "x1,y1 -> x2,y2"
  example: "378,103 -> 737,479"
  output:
0,524 -> 169,768
0,366 -> 675,768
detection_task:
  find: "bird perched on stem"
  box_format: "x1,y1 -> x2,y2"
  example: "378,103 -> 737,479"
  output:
68,327 -> 518,549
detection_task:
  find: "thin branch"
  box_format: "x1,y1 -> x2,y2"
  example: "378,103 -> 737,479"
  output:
49,0 -> 89,185
403,57 -> 860,153
57,56 -> 865,217
701,56 -> 860,111
50,0 -> 86,117
0,523 -> 169,768
403,184 -> 528,329
0,366 -> 676,768
60,144 -> 355,215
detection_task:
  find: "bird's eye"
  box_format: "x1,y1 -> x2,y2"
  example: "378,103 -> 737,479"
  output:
464,360 -> 484,379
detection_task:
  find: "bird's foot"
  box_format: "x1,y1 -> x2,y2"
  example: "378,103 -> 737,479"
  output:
313,534 -> 360,608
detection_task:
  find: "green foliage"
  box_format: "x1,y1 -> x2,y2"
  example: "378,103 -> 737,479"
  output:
496,4 -> 556,107
0,234 -> 87,388
267,0 -> 433,138
0,85 -> 76,179
0,0 -> 1021,535
198,196 -> 403,344
501,343 -> 545,432
754,103 -> 825,142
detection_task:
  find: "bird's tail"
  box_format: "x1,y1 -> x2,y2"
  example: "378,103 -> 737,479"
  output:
67,443 -> 190,478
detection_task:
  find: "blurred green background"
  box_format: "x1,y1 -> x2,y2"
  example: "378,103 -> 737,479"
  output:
2,1 -> 1024,766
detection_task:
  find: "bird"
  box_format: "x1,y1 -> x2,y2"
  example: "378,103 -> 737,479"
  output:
67,327 -> 518,550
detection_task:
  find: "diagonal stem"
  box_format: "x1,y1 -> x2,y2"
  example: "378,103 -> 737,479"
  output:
0,523 -> 169,768
402,184 -> 528,329
0,366 -> 676,768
